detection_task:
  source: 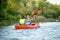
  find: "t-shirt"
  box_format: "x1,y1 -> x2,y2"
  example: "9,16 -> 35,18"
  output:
25,20 -> 31,25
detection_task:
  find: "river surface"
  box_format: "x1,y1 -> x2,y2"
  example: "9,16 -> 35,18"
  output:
0,22 -> 60,40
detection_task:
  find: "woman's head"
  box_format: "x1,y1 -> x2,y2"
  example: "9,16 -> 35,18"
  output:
21,16 -> 24,19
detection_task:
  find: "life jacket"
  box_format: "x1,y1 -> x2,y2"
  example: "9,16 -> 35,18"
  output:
19,19 -> 25,24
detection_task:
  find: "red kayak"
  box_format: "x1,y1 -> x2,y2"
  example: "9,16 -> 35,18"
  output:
15,23 -> 40,30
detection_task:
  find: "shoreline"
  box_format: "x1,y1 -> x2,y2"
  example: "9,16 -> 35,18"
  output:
0,18 -> 60,26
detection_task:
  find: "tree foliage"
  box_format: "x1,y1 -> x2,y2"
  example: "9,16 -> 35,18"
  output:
0,0 -> 60,25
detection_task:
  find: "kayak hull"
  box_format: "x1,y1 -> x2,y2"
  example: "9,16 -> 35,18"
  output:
15,23 -> 40,30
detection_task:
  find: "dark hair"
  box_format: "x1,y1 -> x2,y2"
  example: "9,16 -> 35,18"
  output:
21,15 -> 25,19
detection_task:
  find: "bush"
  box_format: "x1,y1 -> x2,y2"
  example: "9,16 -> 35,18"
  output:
44,9 -> 58,18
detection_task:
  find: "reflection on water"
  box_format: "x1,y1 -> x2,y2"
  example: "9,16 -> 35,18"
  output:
0,22 -> 60,40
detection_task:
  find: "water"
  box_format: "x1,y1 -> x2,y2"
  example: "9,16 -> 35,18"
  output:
0,22 -> 60,40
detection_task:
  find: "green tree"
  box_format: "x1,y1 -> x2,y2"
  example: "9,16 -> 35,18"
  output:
0,0 -> 8,21
44,9 -> 57,18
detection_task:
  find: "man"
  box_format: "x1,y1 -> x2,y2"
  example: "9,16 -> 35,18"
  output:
25,19 -> 31,25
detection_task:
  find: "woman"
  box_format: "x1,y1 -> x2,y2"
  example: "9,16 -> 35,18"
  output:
19,16 -> 25,25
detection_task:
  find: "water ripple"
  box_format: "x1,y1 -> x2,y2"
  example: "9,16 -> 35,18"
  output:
0,22 -> 60,40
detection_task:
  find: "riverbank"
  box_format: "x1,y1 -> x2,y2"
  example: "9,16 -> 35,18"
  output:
32,18 -> 60,23
0,18 -> 60,26
0,20 -> 18,26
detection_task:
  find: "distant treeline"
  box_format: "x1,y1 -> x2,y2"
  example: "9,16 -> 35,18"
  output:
0,0 -> 60,26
